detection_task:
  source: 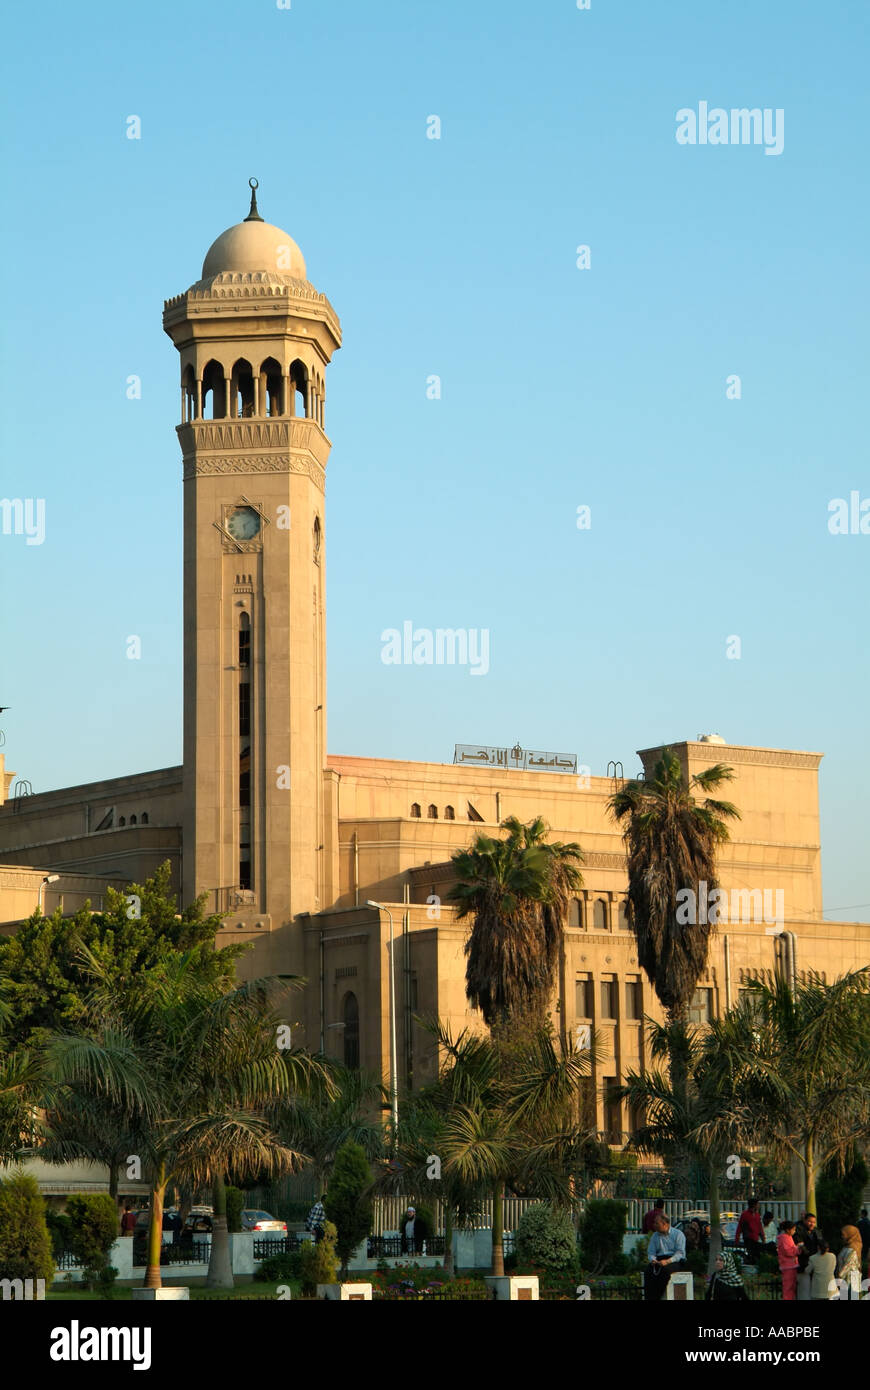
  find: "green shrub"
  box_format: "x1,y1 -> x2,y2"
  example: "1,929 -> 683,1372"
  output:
45,1209 -> 73,1258
225,1187 -> 245,1234
627,1234 -> 650,1271
515,1204 -> 578,1274
0,1171 -> 55,1284
578,1199 -> 628,1275
83,1263 -> 119,1298
324,1141 -> 372,1275
65,1193 -> 119,1268
254,1250 -> 302,1283
299,1222 -> 339,1295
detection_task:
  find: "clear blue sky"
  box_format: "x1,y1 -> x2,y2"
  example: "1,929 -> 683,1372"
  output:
1,1 -> 867,920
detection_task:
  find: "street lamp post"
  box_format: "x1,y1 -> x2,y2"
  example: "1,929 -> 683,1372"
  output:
367,899 -> 399,1145
38,874 -> 59,914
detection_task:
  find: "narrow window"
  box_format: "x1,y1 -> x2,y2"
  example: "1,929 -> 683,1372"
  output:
427,804 -> 438,819
141,812 -> 149,825
343,992 -> 360,1070
575,974 -> 593,1019
444,805 -> 455,820
239,614 -> 251,668
593,898 -> 608,931
129,815 -> 137,826
600,975 -> 617,1019
118,816 -> 126,827
604,1080 -> 622,1144
410,803 -> 421,818
625,975 -> 643,1021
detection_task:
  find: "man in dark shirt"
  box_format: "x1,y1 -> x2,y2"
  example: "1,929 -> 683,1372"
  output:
736,1198 -> 763,1263
795,1212 -> 819,1300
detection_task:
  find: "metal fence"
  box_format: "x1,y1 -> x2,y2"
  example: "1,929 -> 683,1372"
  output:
131,1239 -> 210,1267
253,1235 -> 305,1260
367,1235 -> 447,1259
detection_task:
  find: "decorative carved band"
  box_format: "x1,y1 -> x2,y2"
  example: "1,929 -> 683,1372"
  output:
180,420 -> 320,452
183,454 -> 325,490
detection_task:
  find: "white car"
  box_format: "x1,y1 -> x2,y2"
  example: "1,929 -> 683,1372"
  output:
241,1208 -> 287,1234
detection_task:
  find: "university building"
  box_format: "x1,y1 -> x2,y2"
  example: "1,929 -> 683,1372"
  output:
2,187 -> 867,1154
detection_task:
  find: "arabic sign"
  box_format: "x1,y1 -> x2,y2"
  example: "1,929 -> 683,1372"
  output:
454,744 -> 578,774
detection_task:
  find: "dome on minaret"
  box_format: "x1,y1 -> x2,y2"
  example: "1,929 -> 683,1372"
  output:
201,179 -> 307,281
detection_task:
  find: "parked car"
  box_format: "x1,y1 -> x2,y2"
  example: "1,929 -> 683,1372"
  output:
183,1212 -> 214,1236
241,1209 -> 287,1234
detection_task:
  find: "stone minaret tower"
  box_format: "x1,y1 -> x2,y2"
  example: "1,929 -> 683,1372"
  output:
163,181 -> 341,934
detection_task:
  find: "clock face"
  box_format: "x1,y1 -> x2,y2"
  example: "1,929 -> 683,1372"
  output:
227,506 -> 261,541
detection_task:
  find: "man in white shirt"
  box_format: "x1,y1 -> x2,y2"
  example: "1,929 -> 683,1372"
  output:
644,1215 -> 688,1300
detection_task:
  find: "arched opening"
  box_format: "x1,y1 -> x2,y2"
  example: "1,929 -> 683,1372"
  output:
427,804 -> 438,819
260,357 -> 283,417
182,365 -> 196,422
118,816 -> 126,827
202,359 -> 227,420
141,812 -> 149,825
410,803 -> 421,818
593,899 -> 608,931
231,358 -> 255,419
617,900 -> 629,931
129,815 -> 137,826
313,515 -> 321,560
568,899 -> 581,929
343,992 -> 360,1070
289,359 -> 308,419
444,805 -> 455,820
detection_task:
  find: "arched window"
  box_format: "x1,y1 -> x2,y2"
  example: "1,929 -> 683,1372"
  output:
568,898 -> 581,929
343,992 -> 360,1070
231,358 -> 255,418
141,812 -> 149,825
129,815 -> 137,826
259,356 -> 283,417
617,900 -> 630,931
289,359 -> 308,419
427,804 -> 438,819
593,898 -> 608,931
444,805 -> 455,820
118,816 -> 126,827
313,515 -> 321,561
181,364 -> 196,422
202,359 -> 227,420
410,803 -> 421,818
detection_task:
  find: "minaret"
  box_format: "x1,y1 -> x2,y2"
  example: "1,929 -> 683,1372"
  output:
163,181 -> 341,931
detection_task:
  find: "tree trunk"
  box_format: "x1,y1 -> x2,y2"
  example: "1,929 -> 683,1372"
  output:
206,1172 -> 234,1289
804,1136 -> 816,1218
666,1008 -> 692,1195
707,1162 -> 722,1277
144,1168 -> 166,1289
443,1201 -> 455,1277
491,1183 -> 504,1277
109,1160 -> 119,1203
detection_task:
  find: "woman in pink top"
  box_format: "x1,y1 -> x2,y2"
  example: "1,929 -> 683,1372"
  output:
777,1219 -> 801,1300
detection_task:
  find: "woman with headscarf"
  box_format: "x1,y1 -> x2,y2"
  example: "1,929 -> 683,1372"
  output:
705,1249 -> 749,1302
835,1225 -> 863,1299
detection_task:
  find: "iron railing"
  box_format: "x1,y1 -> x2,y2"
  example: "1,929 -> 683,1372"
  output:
366,1235 -> 446,1259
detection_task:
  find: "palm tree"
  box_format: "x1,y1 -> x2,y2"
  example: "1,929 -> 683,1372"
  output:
276,1064 -> 386,1193
450,817 -> 583,1032
430,1021 -> 599,1275
48,949 -> 329,1290
609,749 -> 739,1105
620,1018 -> 751,1273
694,970 -> 870,1218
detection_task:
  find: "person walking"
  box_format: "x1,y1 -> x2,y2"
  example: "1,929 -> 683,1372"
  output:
642,1198 -> 665,1234
705,1250 -> 749,1302
306,1195 -> 327,1244
835,1225 -> 863,1299
777,1219 -> 801,1301
795,1213 -> 820,1301
644,1214 -> 687,1301
120,1202 -> 137,1237
805,1239 -> 837,1301
736,1197 -> 764,1264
